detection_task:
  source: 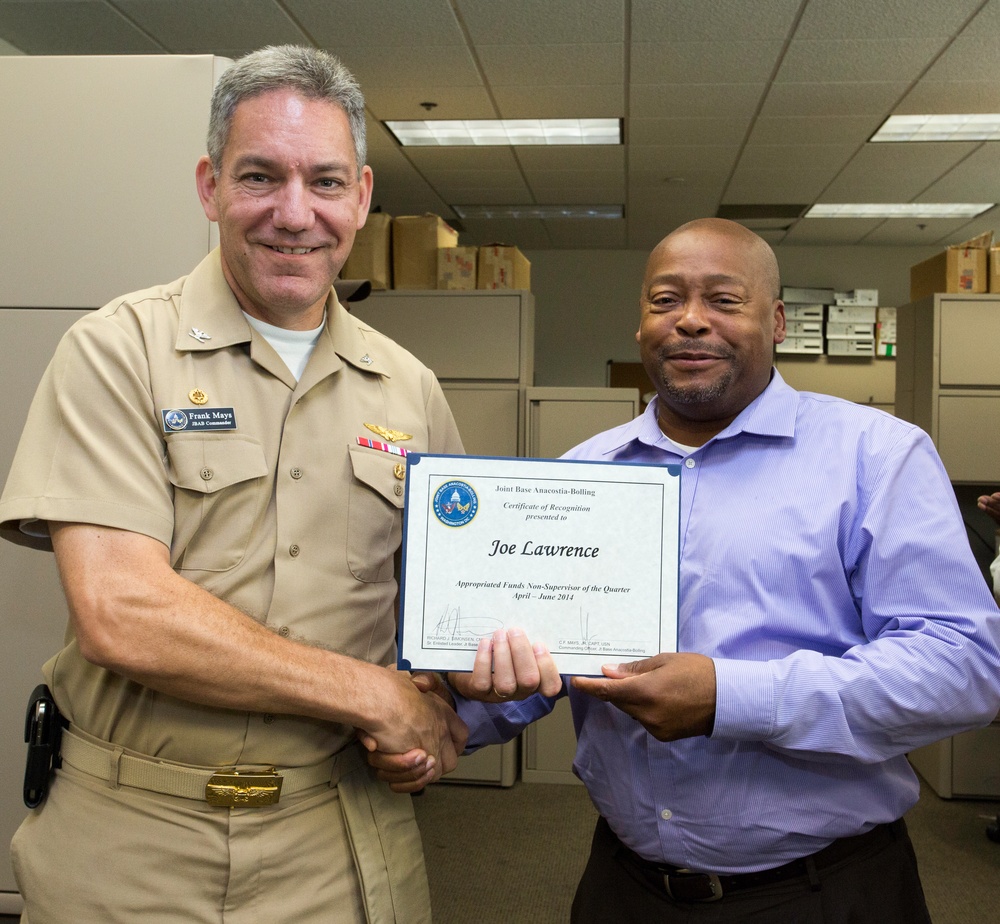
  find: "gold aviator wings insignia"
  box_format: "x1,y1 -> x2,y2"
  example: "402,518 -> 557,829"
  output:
364,423 -> 413,443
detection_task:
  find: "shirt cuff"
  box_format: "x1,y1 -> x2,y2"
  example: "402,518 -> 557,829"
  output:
711,658 -> 776,741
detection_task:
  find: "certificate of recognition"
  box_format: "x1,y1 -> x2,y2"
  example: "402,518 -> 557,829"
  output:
397,454 -> 681,676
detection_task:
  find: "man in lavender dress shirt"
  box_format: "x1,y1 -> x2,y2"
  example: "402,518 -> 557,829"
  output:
375,218 -> 1000,923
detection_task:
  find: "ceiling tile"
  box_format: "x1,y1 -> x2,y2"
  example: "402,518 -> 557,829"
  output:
862,217 -> 979,244
525,173 -> 626,201
776,39 -> 947,84
630,116 -> 750,146
337,44 -> 482,88
631,0 -> 802,41
761,81 -> 910,118
456,0 -> 624,44
631,83 -> 764,120
476,43 -> 622,87
746,115 -> 881,147
896,80 -> 1000,112
781,218 -> 884,244
820,141 -> 979,200
364,86 -> 497,121
630,42 -> 782,84
544,220 -> 627,248
794,0 -> 984,40
492,84 -> 624,118
0,1 -> 163,54
115,0 -> 306,53
916,142 -> 1000,201
286,0 -> 466,46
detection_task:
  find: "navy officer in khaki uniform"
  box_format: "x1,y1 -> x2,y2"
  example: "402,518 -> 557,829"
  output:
0,45 -> 465,923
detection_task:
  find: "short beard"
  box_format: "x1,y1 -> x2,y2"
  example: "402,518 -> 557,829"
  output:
649,344 -> 736,407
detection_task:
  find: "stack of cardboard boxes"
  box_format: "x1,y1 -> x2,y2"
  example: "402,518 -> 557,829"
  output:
778,287 -> 891,358
340,212 -> 531,292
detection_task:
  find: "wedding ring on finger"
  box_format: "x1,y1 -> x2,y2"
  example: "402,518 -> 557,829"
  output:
492,686 -> 513,700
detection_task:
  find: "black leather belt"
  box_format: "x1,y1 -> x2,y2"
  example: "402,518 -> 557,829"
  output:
603,816 -> 906,903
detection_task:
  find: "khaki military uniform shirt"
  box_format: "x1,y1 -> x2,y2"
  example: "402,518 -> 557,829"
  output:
0,249 -> 463,769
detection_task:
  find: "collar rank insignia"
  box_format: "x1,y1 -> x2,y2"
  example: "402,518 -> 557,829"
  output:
189,327 -> 211,343
364,423 -> 412,443
359,354 -> 374,365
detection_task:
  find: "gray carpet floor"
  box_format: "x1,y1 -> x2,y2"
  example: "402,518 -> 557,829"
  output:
414,775 -> 1000,923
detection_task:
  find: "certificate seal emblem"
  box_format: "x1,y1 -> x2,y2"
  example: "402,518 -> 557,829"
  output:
432,480 -> 479,527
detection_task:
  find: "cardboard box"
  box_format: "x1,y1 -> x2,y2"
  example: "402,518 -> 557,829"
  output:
786,319 -> 823,337
477,245 -> 531,290
781,286 -> 834,304
340,212 -> 392,290
776,336 -> 823,354
827,305 -> 877,324
910,232 -> 992,301
784,304 -> 825,321
437,247 -> 478,290
991,247 -> 1000,294
826,321 -> 875,339
826,338 -> 875,357
834,289 -> 879,307
392,214 -> 459,289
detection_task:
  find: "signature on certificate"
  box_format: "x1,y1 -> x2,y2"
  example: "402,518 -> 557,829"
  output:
433,604 -> 504,639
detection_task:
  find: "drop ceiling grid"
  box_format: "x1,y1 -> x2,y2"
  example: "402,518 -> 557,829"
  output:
113,0 -> 306,53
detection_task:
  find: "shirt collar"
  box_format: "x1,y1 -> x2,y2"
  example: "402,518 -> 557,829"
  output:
173,249 -> 384,377
616,368 -> 798,455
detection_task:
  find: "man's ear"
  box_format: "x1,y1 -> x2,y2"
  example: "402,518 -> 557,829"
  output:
773,300 -> 786,345
195,156 -> 220,222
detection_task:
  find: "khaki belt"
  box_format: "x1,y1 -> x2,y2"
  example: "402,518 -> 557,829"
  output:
60,726 -> 342,807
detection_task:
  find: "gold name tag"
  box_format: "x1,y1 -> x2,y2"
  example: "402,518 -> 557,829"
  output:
205,769 -> 283,807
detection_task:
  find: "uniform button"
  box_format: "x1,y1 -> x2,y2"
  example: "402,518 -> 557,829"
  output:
684,458 -> 696,469
289,544 -> 300,557
278,626 -> 290,637
661,808 -> 673,820
290,468 -> 303,480
393,484 -> 403,496
200,468 -> 214,481
263,714 -> 275,725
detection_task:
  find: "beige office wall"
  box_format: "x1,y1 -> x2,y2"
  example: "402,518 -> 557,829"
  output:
525,245 -> 940,392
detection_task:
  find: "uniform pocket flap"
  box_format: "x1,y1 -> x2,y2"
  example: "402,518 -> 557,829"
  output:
166,436 -> 268,494
348,444 -> 405,509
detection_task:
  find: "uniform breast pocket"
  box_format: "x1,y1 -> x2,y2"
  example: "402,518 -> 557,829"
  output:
166,436 -> 269,572
347,445 -> 405,583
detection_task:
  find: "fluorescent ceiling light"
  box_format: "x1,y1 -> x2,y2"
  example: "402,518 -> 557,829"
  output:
871,114 -> 1000,142
806,203 -> 994,219
384,118 -> 622,146
452,204 -> 623,220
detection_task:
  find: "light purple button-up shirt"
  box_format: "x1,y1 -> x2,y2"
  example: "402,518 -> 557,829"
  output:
457,370 -> 1000,873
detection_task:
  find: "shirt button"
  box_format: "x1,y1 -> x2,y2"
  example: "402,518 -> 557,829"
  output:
289,544 -> 300,557
661,808 -> 673,820
290,467 -> 303,479
393,484 -> 403,496
263,714 -> 275,725
684,458 -> 695,469
278,626 -> 290,637
200,468 -> 214,480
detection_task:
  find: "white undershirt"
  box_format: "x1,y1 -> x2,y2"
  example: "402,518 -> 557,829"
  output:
243,312 -> 325,381
660,430 -> 700,455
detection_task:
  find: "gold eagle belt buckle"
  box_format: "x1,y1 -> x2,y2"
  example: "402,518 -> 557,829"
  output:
205,768 -> 283,807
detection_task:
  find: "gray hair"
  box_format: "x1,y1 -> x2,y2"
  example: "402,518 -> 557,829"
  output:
207,45 -> 367,177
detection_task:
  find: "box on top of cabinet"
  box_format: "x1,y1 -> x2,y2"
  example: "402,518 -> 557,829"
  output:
910,231 -> 992,302
437,247 -> 477,290
392,214 -> 460,289
340,212 -> 392,290
477,244 -> 531,290
991,247 -> 1000,294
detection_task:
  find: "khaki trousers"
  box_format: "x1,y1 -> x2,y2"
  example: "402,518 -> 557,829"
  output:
12,747 -> 431,924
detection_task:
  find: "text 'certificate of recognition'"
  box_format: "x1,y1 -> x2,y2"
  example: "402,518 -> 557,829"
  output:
398,454 -> 681,676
